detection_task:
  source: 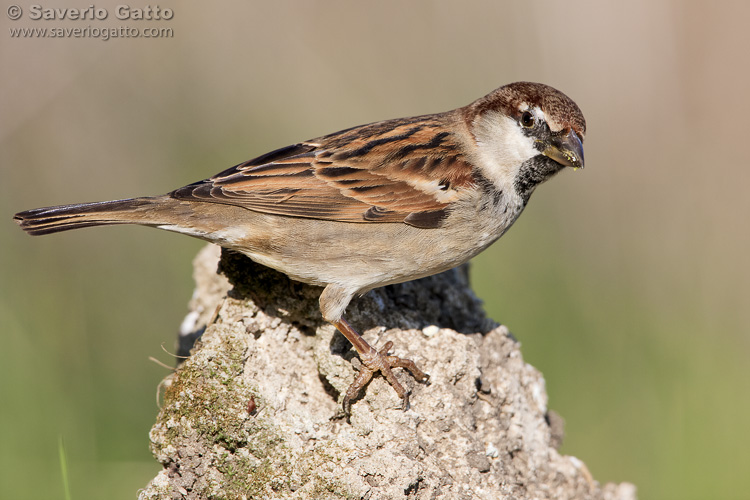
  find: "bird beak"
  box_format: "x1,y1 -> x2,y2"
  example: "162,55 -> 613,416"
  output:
543,130 -> 585,170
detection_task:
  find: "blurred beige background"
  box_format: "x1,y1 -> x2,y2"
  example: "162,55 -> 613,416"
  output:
2,1 -> 748,499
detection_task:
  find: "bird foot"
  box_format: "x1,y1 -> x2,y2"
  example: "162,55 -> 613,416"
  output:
341,340 -> 430,420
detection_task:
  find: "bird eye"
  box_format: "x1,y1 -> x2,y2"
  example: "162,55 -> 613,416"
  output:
520,111 -> 535,128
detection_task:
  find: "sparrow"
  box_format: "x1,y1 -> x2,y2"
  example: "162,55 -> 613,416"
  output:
14,82 -> 586,416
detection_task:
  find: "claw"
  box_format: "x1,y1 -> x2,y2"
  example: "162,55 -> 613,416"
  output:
334,319 -> 429,420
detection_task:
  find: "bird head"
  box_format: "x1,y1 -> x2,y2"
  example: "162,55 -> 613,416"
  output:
466,82 -> 586,201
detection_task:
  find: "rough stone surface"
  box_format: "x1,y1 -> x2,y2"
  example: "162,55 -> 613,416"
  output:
139,244 -> 637,500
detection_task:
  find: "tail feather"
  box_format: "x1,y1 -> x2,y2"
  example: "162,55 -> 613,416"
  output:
14,197 -> 162,236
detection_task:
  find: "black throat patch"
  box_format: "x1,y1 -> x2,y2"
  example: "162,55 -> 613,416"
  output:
514,155 -> 566,204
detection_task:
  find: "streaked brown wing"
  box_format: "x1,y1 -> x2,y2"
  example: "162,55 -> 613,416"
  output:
171,114 -> 475,228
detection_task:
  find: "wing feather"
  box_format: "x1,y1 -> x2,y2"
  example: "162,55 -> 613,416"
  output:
171,114 -> 476,228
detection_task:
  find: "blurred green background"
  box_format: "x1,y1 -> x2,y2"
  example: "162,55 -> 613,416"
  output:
2,1 -> 748,499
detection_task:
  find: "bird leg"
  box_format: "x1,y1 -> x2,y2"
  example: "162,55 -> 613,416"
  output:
333,318 -> 429,418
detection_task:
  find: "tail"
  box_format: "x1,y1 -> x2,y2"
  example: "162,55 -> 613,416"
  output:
14,197 -> 169,236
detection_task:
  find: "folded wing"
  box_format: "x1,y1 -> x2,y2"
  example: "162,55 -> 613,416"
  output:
171,114 -> 476,229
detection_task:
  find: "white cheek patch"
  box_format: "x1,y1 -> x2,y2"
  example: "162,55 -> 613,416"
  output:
472,111 -> 538,190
